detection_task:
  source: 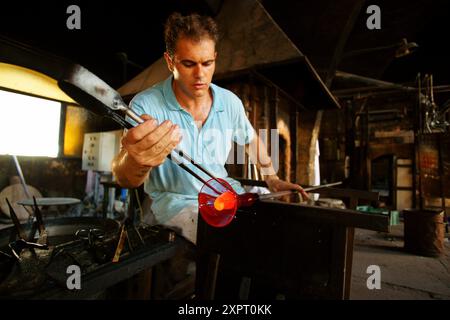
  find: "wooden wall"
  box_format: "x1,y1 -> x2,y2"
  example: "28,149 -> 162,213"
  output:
218,75 -> 305,184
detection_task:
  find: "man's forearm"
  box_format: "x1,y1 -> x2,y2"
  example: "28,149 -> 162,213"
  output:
247,134 -> 279,182
246,132 -> 308,196
112,149 -> 152,188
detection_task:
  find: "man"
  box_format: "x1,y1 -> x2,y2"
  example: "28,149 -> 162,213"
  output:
112,12 -> 307,245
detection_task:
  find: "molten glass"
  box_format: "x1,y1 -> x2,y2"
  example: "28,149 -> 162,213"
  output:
213,190 -> 237,211
198,178 -> 238,227
200,181 -> 335,227
198,178 -> 263,228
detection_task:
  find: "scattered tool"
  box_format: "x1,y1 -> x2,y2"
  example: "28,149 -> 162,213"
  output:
28,196 -> 48,245
112,224 -> 127,263
5,198 -> 48,261
111,189 -> 145,263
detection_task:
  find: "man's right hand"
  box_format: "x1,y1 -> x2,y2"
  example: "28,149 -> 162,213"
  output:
112,114 -> 182,188
122,114 -> 182,168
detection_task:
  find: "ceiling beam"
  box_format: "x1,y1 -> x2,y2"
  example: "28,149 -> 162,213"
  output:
324,0 -> 366,88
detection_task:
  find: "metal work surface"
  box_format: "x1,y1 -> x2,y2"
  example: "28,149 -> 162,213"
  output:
0,217 -> 180,299
17,197 -> 81,207
35,237 -> 182,299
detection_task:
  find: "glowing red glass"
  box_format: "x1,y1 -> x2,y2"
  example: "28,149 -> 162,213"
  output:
198,178 -> 261,228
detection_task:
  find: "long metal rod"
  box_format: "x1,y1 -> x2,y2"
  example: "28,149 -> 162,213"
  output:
124,108 -> 233,194
171,148 -> 227,188
12,155 -> 31,198
258,181 -> 343,200
124,108 -> 342,198
5,198 -> 27,239
175,160 -> 222,195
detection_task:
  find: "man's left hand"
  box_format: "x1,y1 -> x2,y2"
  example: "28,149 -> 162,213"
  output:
265,176 -> 310,201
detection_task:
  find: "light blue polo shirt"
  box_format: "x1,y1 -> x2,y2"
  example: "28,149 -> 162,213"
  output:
129,75 -> 255,224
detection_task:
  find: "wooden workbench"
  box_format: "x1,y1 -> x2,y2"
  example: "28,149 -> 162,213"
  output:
196,188 -> 388,300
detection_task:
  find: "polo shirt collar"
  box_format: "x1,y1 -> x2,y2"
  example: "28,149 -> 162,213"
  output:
162,75 -> 224,112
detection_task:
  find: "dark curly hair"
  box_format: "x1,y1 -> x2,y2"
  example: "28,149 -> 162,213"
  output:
164,12 -> 219,57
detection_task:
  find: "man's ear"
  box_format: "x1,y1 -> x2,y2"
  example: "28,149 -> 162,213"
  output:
164,52 -> 174,72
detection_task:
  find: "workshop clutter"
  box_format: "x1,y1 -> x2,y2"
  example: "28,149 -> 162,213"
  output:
356,205 -> 400,226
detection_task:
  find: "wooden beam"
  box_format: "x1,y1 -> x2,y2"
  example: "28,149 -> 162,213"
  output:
334,71 -> 416,91
308,110 -> 323,185
252,70 -> 307,111
324,1 -> 366,87
291,106 -> 299,182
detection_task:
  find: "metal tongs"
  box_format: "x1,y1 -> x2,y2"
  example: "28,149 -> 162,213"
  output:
5,198 -> 48,261
58,64 -> 231,194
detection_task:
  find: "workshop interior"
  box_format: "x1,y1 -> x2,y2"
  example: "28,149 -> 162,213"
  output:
0,0 -> 449,300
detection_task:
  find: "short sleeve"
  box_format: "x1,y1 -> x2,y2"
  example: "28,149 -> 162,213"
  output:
232,96 -> 255,145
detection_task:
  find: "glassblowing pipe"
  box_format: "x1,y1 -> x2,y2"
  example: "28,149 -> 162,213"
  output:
120,106 -> 230,195
213,181 -> 343,211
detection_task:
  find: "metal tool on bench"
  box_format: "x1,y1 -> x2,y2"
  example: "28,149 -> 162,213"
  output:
28,196 -> 48,245
5,198 -> 48,260
112,190 -> 145,263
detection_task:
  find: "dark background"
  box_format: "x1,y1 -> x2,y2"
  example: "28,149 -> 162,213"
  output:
1,0 -> 450,91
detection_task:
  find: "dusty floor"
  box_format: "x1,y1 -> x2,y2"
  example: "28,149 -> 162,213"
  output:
350,223 -> 450,300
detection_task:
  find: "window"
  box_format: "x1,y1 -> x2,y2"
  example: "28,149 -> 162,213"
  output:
0,89 -> 61,157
